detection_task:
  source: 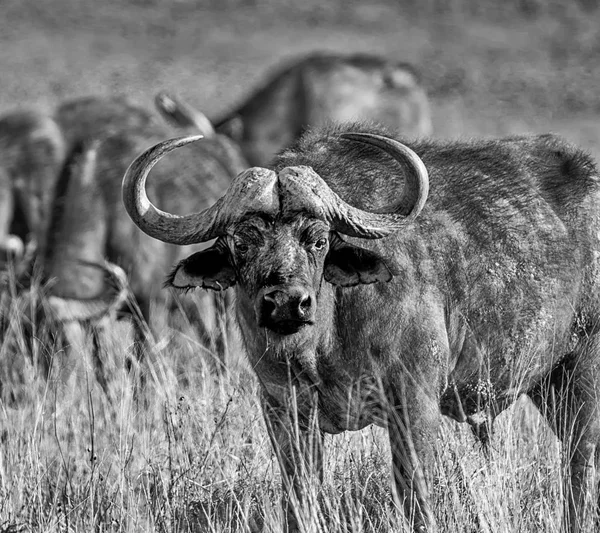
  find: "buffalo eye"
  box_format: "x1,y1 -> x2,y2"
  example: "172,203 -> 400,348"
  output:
314,237 -> 328,251
235,242 -> 249,255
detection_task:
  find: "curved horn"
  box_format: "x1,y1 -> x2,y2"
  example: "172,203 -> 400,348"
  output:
155,92 -> 216,138
122,135 -> 217,245
336,132 -> 429,236
47,260 -> 129,322
122,135 -> 279,245
279,134 -> 429,239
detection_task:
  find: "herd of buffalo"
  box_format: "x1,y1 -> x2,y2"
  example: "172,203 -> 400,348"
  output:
2,51 -> 600,532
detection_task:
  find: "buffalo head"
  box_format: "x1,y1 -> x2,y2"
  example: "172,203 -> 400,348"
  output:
122,133 -> 428,338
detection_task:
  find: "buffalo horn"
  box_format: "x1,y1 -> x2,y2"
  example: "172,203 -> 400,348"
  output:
155,92 -> 216,138
122,135 -> 279,245
335,132 -> 429,237
47,260 -> 129,322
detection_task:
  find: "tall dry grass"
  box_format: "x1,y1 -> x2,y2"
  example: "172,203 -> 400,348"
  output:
0,273 -> 573,532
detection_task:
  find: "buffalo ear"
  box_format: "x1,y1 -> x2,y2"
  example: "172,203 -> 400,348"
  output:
324,234 -> 393,287
166,239 -> 235,291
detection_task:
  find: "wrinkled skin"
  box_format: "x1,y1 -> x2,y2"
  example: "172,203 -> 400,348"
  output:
133,124 -> 600,533
212,52 -> 432,166
53,96 -> 247,367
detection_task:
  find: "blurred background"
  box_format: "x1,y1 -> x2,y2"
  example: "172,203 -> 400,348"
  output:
3,0 -> 600,151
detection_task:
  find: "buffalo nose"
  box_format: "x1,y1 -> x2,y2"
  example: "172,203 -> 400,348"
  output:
262,286 -> 313,320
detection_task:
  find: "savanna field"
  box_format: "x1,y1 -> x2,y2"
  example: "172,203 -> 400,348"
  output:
2,1 -> 600,531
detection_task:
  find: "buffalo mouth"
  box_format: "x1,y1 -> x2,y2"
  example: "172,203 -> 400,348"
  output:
262,318 -> 315,335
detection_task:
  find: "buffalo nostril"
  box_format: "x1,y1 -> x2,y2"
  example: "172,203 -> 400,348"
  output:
297,294 -> 312,317
263,290 -> 286,307
263,292 -> 277,304
262,293 -> 277,316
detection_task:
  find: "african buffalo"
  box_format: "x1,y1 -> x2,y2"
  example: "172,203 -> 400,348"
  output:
56,95 -> 159,148
43,139 -> 129,320
0,166 -> 25,272
123,124 -> 600,532
0,109 -> 66,269
0,108 -> 128,324
53,96 -> 247,368
0,138 -> 128,399
161,52 -> 432,167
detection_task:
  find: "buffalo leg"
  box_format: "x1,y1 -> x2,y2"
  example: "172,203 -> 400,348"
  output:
387,383 -> 439,533
528,336 -> 600,533
261,390 -> 324,533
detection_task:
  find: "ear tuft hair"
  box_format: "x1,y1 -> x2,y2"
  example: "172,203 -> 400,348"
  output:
165,239 -> 236,292
324,233 -> 393,287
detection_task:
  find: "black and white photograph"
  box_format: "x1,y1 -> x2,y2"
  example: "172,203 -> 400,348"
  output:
1,1 -> 600,531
